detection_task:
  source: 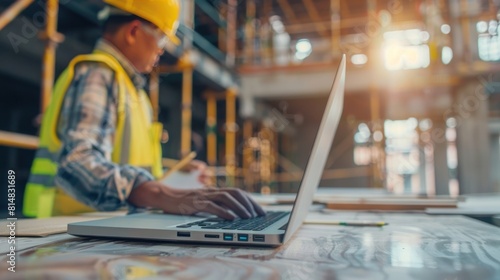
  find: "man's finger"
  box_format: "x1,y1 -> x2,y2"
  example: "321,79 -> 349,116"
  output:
199,201 -> 237,220
224,189 -> 259,217
206,192 -> 252,219
223,188 -> 266,217
246,194 -> 267,216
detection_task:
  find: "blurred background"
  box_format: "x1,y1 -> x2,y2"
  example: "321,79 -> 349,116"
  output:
1,0 -> 500,215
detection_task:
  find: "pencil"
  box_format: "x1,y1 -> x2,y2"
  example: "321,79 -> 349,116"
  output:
304,220 -> 388,227
159,151 -> 197,180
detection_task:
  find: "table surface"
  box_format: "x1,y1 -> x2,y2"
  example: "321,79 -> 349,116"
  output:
1,211 -> 500,280
426,194 -> 500,216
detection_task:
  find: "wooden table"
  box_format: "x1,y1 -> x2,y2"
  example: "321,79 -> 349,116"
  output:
1,212 -> 500,279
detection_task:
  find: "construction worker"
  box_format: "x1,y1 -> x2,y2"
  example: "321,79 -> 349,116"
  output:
23,0 -> 265,220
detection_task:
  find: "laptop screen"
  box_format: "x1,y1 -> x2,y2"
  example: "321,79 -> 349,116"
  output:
282,55 -> 346,241
266,96 -> 332,192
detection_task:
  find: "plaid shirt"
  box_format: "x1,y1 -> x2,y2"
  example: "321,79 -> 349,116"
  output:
54,39 -> 154,211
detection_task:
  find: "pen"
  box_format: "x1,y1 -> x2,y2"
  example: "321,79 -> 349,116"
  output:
160,151 -> 197,180
304,220 -> 388,227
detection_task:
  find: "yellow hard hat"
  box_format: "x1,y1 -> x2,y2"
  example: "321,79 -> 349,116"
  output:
104,0 -> 181,45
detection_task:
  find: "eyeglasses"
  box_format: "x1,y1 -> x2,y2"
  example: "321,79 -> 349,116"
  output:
140,22 -> 168,49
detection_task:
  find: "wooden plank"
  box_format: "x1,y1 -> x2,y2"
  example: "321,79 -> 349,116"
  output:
320,197 -> 458,210
274,167 -> 372,182
0,130 -> 39,149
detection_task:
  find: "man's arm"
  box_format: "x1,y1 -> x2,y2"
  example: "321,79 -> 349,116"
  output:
54,62 -> 266,218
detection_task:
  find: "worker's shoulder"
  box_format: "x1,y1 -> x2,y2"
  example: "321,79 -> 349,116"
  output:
73,59 -> 116,84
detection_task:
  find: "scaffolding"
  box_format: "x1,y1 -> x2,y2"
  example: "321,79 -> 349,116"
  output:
0,0 -> 241,181
0,0 -> 61,149
2,0 -> 499,192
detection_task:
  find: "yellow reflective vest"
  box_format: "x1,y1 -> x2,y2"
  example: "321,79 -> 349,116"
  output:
23,52 -> 163,218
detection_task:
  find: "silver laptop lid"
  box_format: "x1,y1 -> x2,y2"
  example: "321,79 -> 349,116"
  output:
283,55 -> 346,242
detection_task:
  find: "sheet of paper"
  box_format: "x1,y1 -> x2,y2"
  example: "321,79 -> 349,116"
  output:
0,216 -> 108,237
160,170 -> 205,189
0,233 -> 75,255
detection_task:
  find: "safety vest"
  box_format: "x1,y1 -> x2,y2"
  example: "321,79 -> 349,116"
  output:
23,52 -> 163,218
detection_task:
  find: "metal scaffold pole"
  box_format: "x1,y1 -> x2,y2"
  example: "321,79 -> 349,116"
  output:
0,0 -> 33,30
40,0 -> 64,113
181,65 -> 193,156
225,88 -> 237,186
206,93 -> 217,166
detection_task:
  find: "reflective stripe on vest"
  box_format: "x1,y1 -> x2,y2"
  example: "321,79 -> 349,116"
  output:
23,53 -> 163,218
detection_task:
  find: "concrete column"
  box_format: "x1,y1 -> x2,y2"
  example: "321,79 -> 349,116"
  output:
181,0 -> 194,49
455,82 -> 492,194
448,0 -> 464,61
490,134 -> 500,192
418,145 -> 426,195
432,121 -> 449,195
226,0 -> 237,67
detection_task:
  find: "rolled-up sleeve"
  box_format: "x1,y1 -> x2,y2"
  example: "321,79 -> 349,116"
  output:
54,62 -> 154,211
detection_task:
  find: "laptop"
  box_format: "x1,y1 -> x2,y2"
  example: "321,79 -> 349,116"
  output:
68,54 -> 346,247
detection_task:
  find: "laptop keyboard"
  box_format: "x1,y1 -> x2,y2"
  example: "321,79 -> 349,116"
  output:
176,211 -> 289,231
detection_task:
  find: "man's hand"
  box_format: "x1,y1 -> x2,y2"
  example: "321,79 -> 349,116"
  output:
129,181 -> 266,220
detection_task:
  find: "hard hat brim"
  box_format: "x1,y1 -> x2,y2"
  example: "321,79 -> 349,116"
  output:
165,32 -> 180,46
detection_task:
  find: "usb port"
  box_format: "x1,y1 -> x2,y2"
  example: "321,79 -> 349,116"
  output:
177,231 -> 190,237
204,234 -> 219,239
223,233 -> 233,241
237,234 -> 248,242
253,235 -> 265,242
